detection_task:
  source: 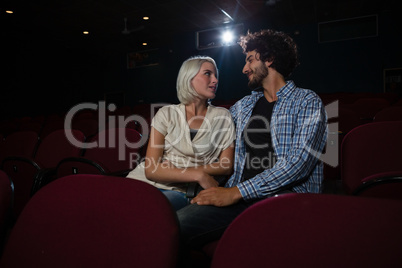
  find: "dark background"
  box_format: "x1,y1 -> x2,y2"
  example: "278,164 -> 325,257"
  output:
1,0 -> 400,119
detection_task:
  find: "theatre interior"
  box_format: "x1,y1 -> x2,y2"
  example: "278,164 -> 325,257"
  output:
1,0 -> 401,267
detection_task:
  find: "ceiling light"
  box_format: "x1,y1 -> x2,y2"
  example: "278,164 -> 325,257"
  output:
83,31 -> 89,35
143,17 -> 149,20
6,10 -> 13,14
142,43 -> 147,46
222,30 -> 234,45
196,23 -> 244,50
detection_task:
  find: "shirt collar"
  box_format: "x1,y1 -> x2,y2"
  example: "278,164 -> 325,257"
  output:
250,80 -> 295,100
276,80 -> 296,99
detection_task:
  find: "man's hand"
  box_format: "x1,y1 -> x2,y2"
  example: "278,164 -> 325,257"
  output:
191,187 -> 242,207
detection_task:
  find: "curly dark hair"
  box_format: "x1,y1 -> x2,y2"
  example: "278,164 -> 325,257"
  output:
238,29 -> 299,78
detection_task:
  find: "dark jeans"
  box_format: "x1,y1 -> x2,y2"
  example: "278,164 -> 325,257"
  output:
176,190 -> 293,249
176,201 -> 251,249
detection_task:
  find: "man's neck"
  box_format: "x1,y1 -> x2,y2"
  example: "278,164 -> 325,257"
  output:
261,74 -> 286,103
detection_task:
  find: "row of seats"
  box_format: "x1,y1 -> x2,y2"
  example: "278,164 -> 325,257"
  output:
324,101 -> 402,183
0,111 -> 145,140
1,95 -> 401,138
1,97 -> 402,266
0,174 -> 401,267
0,127 -> 144,220
318,91 -> 402,106
195,120 -> 402,265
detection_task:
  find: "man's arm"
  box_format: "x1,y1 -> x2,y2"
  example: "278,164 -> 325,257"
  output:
237,97 -> 328,200
193,96 -> 327,206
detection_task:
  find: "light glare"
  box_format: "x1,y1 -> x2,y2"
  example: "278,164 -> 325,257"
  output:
222,31 -> 234,44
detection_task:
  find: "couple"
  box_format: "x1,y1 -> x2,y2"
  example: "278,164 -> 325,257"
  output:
127,29 -> 328,248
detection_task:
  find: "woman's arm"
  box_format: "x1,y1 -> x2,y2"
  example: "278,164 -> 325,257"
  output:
144,127 -> 219,189
186,142 -> 234,176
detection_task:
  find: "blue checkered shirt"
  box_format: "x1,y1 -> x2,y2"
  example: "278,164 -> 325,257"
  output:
226,81 -> 328,201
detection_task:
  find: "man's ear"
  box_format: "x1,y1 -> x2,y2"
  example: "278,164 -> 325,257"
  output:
265,60 -> 274,68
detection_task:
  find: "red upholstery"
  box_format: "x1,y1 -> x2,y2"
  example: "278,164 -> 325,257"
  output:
341,121 -> 402,194
353,170 -> 402,199
373,106 -> 402,122
56,128 -> 142,178
71,118 -> 99,138
211,193 -> 402,268
0,174 -> 179,268
0,170 -> 12,253
1,129 -> 85,218
323,104 -> 361,181
0,130 -> 39,164
347,97 -> 389,123
39,118 -> 65,139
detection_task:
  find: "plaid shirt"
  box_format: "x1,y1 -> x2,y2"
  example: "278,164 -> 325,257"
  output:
226,81 -> 328,201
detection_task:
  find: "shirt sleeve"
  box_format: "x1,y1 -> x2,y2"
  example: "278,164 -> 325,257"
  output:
150,106 -> 169,136
237,97 -> 328,200
214,108 -> 236,150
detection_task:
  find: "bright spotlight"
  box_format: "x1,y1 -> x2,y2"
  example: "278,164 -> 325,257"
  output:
222,31 -> 234,45
196,23 -> 243,50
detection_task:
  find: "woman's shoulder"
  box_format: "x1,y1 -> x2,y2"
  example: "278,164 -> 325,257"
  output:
208,104 -> 232,116
208,105 -> 233,124
156,103 -> 184,116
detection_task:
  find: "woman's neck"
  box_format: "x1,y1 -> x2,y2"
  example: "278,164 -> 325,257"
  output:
185,100 -> 208,116
185,100 -> 208,129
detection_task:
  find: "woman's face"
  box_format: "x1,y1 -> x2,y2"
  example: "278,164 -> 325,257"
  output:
191,62 -> 218,100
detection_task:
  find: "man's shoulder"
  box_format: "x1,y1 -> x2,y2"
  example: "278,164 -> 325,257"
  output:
234,91 -> 262,106
288,85 -> 322,103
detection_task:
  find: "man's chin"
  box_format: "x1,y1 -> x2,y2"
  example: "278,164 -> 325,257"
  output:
248,82 -> 262,91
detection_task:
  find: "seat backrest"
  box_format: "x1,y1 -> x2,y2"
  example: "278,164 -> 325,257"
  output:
341,121 -> 402,194
39,118 -> 65,139
351,97 -> 390,119
18,121 -> 44,135
0,174 -> 179,268
0,170 -> 13,253
337,107 -> 361,134
373,106 -> 402,122
0,131 -> 39,164
84,128 -> 142,172
211,193 -> 402,268
353,170 -> 402,199
35,129 -> 85,168
71,118 -> 99,139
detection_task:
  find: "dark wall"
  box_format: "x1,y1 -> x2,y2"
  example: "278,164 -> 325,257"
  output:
2,9 -> 400,119
113,8 -> 402,107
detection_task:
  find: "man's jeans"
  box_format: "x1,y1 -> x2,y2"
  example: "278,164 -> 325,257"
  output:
177,201 -> 250,249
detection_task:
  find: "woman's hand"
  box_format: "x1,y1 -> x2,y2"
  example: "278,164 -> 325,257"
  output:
195,171 -> 219,189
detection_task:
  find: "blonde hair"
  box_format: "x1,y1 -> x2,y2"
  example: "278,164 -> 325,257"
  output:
176,56 -> 218,105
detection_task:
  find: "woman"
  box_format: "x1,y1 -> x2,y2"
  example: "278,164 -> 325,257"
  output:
127,56 -> 235,210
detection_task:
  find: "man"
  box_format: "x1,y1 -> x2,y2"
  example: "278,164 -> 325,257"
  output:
177,29 -> 328,248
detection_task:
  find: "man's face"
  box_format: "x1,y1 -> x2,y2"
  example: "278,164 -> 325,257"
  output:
242,50 -> 269,90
